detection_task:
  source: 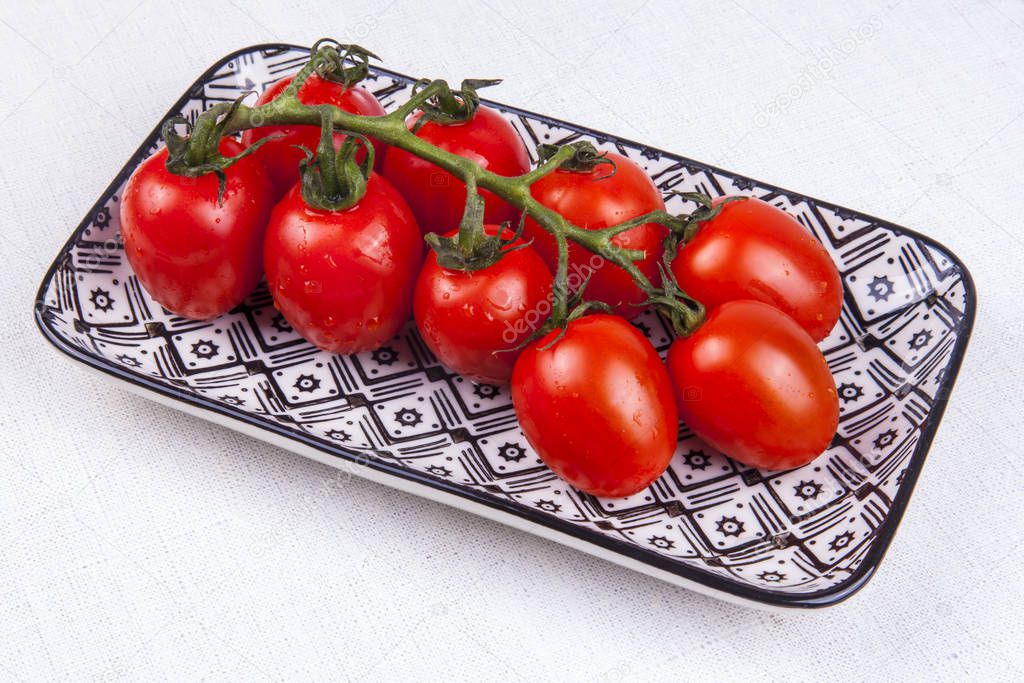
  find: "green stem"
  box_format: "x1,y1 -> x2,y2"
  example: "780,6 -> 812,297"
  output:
456,176 -> 485,256
185,44 -> 706,335
552,233 -> 570,323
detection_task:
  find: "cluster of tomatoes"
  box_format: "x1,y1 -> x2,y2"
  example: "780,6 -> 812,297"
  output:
120,64 -> 842,499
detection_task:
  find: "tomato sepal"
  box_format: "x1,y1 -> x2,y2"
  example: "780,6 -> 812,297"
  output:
293,106 -> 375,211
423,189 -> 534,273
308,40 -> 380,89
410,77 -> 502,129
536,140 -> 617,178
643,261 -> 706,338
161,95 -> 280,204
666,192 -> 749,248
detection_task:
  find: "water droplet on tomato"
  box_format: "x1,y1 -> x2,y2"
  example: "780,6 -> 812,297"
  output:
367,317 -> 381,331
323,315 -> 335,327
487,288 -> 513,311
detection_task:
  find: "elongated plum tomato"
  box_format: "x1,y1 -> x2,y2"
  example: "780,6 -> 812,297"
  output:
263,173 -> 422,354
523,152 -> 667,316
667,300 -> 839,470
414,226 -> 552,385
241,73 -> 386,199
511,315 -> 678,497
120,139 -> 274,320
381,107 -> 530,235
671,197 -> 842,341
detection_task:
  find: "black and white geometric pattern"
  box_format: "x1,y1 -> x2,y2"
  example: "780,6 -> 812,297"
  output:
34,46 -> 975,607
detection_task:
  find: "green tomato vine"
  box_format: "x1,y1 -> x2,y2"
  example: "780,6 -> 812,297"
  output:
166,39 -> 710,337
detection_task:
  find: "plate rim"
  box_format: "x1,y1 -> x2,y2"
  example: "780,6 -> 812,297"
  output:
33,42 -> 978,609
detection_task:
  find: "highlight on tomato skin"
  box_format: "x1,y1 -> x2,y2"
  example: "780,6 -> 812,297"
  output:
414,225 -> 552,385
666,300 -> 840,471
241,72 -> 387,200
670,196 -> 843,342
120,139 -> 274,320
262,172 -> 423,355
511,314 -> 679,498
381,106 -> 531,236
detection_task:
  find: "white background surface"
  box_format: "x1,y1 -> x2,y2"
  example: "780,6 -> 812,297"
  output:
2,0 -> 1022,680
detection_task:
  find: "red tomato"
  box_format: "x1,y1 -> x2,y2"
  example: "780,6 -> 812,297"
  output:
511,314 -> 678,497
381,107 -> 530,235
666,300 -> 839,470
523,152 -> 667,316
241,73 -> 386,199
263,173 -> 422,354
671,197 -> 842,342
120,139 -> 273,320
414,226 -> 552,384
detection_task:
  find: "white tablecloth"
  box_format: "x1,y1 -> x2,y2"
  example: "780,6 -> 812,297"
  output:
2,1 -> 1021,679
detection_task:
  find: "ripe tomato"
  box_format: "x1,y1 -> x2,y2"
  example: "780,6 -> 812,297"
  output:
523,152 -> 667,316
414,226 -> 552,384
511,314 -> 678,497
381,107 -> 530,235
666,300 -> 839,470
263,173 -> 422,354
241,73 -> 386,199
120,139 -> 274,320
671,197 -> 842,342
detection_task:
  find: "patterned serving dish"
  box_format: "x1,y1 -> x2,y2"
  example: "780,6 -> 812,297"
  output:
34,44 -> 975,609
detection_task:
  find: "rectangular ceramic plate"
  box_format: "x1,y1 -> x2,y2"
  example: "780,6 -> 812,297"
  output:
34,44 -> 975,610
